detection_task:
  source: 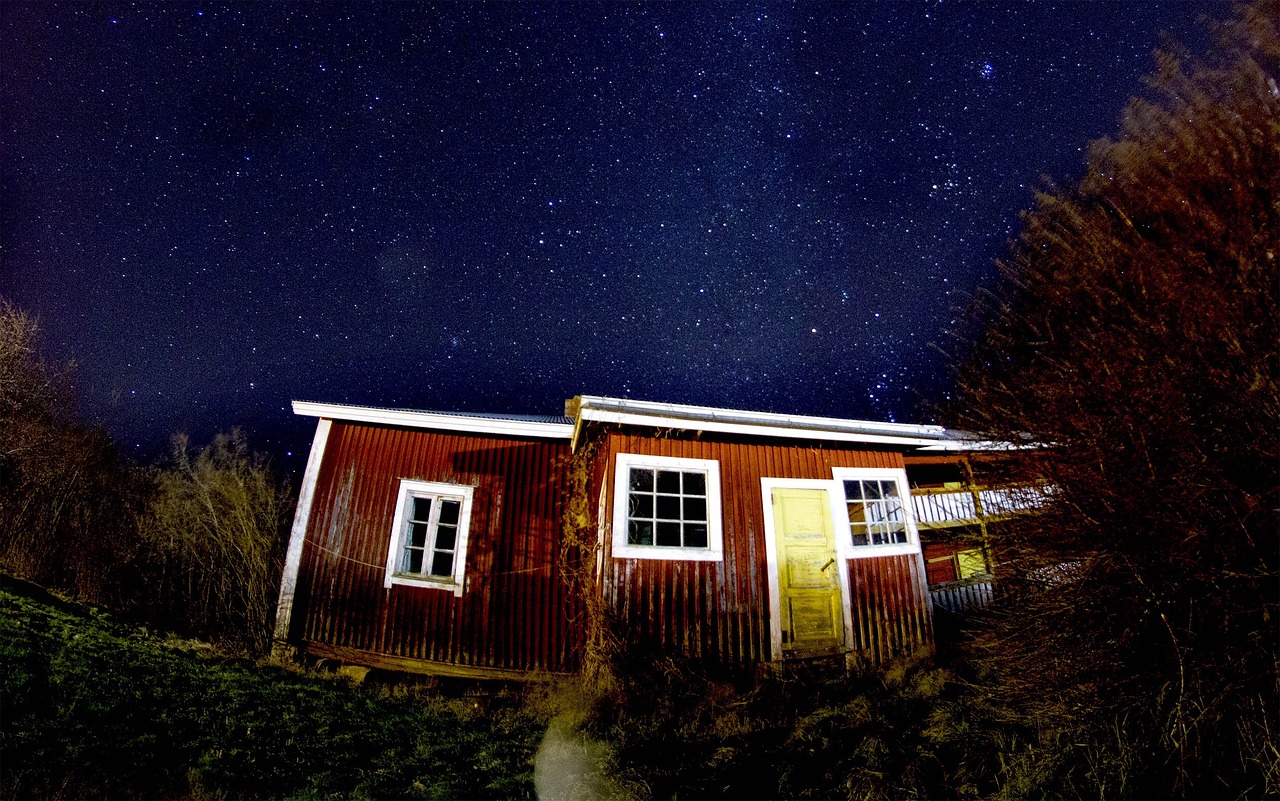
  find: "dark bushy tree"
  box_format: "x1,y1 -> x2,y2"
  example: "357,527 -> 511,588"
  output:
0,299 -> 292,654
0,300 -> 142,605
950,4 -> 1279,796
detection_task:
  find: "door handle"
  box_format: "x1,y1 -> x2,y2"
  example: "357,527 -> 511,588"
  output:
820,558 -> 835,572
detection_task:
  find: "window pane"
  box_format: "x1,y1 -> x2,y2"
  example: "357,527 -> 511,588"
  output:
629,468 -> 653,492
435,524 -> 457,551
656,521 -> 681,546
655,494 -> 681,520
882,502 -> 903,524
861,480 -> 883,500
412,497 -> 433,522
851,531 -> 868,547
629,492 -> 653,519
628,520 -> 653,546
848,502 -> 868,524
438,499 -> 461,525
683,496 -> 707,522
684,523 -> 708,548
880,481 -> 899,499
405,548 -> 424,574
430,551 -> 454,577
407,521 -> 429,548
656,470 -> 681,494
682,471 -> 706,496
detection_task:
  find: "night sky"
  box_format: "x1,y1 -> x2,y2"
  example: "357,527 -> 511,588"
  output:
2,2 -> 1216,469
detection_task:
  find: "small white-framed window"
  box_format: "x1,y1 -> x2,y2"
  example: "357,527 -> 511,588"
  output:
611,453 -> 724,561
384,479 -> 474,595
831,467 -> 919,558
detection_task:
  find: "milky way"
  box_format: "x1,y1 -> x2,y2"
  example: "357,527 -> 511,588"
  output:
1,2 -> 1215,469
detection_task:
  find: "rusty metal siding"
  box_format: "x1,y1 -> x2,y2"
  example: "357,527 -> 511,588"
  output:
290,421 -> 579,675
596,431 -> 928,665
845,554 -> 934,664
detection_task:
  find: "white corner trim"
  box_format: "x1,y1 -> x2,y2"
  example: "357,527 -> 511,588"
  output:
291,400 -> 573,439
274,418 -> 332,642
383,479 -> 475,597
610,453 -> 724,562
830,467 -> 922,560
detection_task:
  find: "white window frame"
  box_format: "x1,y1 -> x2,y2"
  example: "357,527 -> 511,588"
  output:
611,453 -> 724,561
384,479 -> 474,596
831,467 -> 920,559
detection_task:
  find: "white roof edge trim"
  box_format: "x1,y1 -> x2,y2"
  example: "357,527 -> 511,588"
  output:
575,395 -> 949,441
291,401 -> 574,439
578,408 -> 946,447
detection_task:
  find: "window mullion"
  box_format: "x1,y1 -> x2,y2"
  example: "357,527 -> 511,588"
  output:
426,495 -> 444,569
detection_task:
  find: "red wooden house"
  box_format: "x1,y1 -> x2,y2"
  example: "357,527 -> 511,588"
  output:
273,395 -> 1000,679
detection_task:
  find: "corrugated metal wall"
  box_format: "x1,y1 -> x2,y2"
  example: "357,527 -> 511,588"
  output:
844,554 -> 934,664
594,430 -> 933,666
290,421 -> 580,675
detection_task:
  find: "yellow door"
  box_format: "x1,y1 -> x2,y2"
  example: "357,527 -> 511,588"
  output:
772,488 -> 844,656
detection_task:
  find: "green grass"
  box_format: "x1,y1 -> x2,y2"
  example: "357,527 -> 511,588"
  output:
0,582 -> 549,800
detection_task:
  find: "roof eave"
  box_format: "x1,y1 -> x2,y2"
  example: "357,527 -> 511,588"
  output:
291,400 -> 575,439
576,405 -> 948,447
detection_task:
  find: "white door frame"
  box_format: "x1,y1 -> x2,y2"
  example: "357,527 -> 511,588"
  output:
760,478 -> 854,661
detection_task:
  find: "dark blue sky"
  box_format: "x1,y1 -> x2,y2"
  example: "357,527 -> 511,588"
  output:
1,2 -> 1216,468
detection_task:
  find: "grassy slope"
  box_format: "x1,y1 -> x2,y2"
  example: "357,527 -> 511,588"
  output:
0,577 -> 1067,800
0,583 -> 548,800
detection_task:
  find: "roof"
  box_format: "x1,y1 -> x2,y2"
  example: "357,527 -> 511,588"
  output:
569,395 -> 954,448
292,395 -> 981,450
292,401 -> 575,439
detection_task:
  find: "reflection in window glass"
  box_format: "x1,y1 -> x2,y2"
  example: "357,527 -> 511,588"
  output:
843,479 -> 908,547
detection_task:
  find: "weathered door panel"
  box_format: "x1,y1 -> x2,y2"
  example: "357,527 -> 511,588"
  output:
772,488 -> 844,656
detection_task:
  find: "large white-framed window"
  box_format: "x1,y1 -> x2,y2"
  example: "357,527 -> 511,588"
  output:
611,453 -> 724,561
831,467 -> 919,558
384,479 -> 474,595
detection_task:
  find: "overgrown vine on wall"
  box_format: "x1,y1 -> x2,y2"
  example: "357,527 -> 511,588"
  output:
558,436 -> 622,694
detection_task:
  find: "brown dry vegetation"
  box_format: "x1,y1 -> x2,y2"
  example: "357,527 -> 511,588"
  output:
945,3 -> 1280,797
0,300 -> 292,654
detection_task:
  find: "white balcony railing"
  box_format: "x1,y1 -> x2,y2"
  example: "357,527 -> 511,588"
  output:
910,485 -> 1052,529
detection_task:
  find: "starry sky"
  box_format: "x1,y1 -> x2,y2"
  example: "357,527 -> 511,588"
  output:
1,2 -> 1216,468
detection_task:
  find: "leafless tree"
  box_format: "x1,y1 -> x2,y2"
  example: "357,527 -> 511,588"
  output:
948,4 -> 1279,796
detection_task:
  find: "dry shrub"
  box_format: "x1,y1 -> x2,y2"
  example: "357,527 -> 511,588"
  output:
137,430 -> 293,654
949,4 -> 1280,797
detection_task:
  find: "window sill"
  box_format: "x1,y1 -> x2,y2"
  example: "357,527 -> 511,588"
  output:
386,573 -> 463,595
612,544 -> 724,562
841,543 -> 920,560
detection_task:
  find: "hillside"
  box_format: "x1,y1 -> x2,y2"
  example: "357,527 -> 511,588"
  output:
0,577 -> 548,800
